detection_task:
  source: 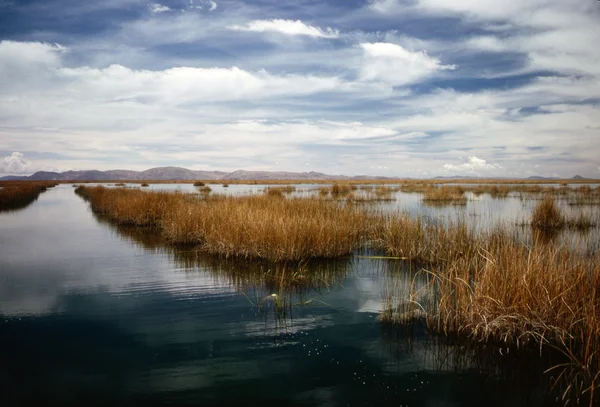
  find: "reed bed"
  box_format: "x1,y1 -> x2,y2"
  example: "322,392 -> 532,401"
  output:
428,240 -> 599,405
370,214 -> 479,265
76,185 -> 370,262
531,197 -> 596,230
422,186 -> 467,205
264,185 -> 296,196
0,181 -> 57,211
378,218 -> 600,404
75,184 -> 599,401
330,183 -> 353,197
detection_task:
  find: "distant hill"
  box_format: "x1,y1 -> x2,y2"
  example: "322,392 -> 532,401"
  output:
526,176 -> 560,180
1,167 -> 368,181
1,168 -> 595,182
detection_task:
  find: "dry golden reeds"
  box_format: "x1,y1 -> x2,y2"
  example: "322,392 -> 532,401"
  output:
264,185 -> 296,196
422,186 -> 467,205
531,196 -> 565,228
0,181 -> 57,211
76,186 -> 370,262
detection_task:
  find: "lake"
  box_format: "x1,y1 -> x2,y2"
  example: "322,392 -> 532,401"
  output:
0,184 -> 591,406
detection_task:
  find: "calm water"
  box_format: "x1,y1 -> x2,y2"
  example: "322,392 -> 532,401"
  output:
0,185 -> 578,406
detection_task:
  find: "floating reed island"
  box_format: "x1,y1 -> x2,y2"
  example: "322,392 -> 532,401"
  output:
0,181 -> 58,212
74,184 -> 599,403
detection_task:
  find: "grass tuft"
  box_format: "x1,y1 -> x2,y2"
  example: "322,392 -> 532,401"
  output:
531,197 -> 564,228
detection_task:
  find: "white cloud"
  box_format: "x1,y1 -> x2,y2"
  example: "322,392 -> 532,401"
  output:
370,0 -> 600,79
359,42 -> 455,86
186,0 -> 217,11
148,3 -> 171,13
443,156 -> 502,174
228,19 -> 339,39
1,152 -> 31,174
0,41 -> 375,107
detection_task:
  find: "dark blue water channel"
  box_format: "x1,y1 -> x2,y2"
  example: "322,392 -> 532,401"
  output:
0,186 -> 559,406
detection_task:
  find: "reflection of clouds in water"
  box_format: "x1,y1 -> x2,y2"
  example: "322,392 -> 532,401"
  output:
243,315 -> 335,339
0,187 -> 242,316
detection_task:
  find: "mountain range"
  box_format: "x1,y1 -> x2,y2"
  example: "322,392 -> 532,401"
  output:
0,167 -> 384,181
0,167 -> 592,181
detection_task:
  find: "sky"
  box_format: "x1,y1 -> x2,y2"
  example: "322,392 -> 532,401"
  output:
0,0 -> 599,178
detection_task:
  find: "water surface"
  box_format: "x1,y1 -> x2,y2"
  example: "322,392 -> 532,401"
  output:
0,185 -> 577,405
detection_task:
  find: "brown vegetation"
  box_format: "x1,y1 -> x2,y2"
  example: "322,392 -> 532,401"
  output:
530,196 -> 596,230
73,184 -> 600,402
422,186 -> 467,205
377,218 -> 599,404
76,186 -> 370,262
531,196 -> 565,228
0,181 -> 57,211
264,185 -> 296,196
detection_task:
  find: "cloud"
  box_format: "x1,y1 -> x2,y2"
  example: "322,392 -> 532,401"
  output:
1,152 -> 31,174
148,3 -> 171,13
370,0 -> 600,78
443,156 -> 502,174
187,0 -> 217,11
228,19 -> 339,39
0,41 -> 377,106
1,0 -> 600,178
359,42 -> 456,86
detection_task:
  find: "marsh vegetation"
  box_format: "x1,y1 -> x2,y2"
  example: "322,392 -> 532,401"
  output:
71,181 -> 600,405
0,181 -> 58,212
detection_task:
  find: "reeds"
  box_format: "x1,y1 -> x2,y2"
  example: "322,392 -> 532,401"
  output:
530,197 -> 596,230
330,183 -> 353,197
75,183 -> 599,401
531,196 -> 564,228
422,186 -> 467,205
378,220 -> 600,404
0,181 -> 57,211
76,186 -> 370,262
264,185 -> 296,196
193,181 -> 205,187
371,214 -> 478,264
428,238 -> 599,405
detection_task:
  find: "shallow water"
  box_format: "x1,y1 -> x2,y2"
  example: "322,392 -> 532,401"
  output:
0,185 -> 590,406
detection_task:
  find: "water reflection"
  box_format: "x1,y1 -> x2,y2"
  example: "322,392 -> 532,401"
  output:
0,184 -> 594,406
98,217 -> 356,323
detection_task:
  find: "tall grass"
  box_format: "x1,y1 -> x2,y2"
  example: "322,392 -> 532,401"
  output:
531,197 -> 596,229
0,181 -> 57,211
378,221 -> 600,404
76,186 -> 370,262
422,186 -> 467,205
76,184 -> 599,402
429,239 -> 599,405
531,196 -> 565,228
371,214 -> 477,264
